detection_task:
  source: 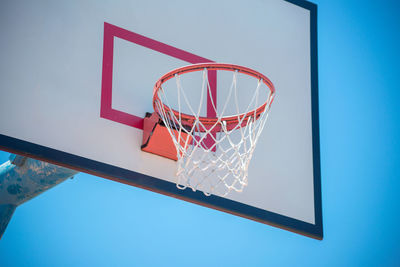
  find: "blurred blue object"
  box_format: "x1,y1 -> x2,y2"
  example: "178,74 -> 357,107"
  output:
0,154 -> 78,239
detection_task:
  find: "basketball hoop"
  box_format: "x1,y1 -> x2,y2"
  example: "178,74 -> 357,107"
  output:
150,63 -> 275,196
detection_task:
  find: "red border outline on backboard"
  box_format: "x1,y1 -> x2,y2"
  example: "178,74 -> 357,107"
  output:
100,22 -> 216,130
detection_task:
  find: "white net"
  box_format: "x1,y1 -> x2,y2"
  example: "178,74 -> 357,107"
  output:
154,66 -> 274,196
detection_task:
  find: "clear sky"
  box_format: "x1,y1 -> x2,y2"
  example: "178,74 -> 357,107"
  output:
1,0 -> 400,266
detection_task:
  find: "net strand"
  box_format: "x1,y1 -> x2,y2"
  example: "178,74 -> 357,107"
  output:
155,67 -> 274,196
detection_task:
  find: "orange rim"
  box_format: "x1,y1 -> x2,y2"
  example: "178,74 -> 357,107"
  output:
153,63 -> 275,131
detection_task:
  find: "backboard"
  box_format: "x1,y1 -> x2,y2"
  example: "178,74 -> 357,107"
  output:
0,0 -> 322,238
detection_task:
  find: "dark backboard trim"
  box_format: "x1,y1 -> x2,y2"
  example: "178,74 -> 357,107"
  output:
0,0 -> 322,239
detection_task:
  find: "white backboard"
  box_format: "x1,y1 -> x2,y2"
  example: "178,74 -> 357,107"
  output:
0,0 -> 322,238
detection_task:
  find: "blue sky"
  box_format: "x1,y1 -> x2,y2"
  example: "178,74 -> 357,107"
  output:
1,0 -> 400,266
